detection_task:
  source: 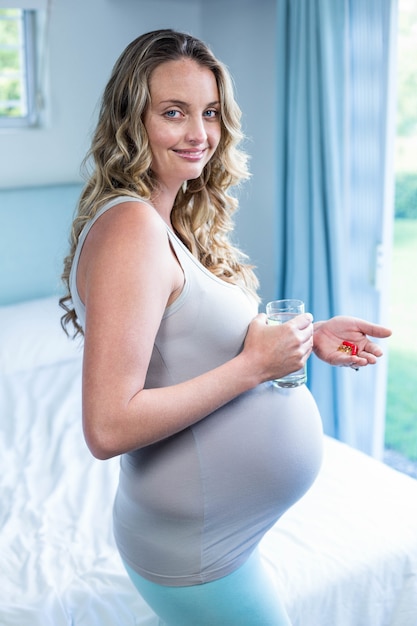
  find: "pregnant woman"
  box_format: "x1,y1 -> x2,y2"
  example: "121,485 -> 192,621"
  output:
60,29 -> 391,625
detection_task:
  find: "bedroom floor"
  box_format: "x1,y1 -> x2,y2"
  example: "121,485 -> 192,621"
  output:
384,448 -> 417,479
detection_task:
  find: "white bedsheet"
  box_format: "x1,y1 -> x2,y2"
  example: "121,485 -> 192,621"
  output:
263,439 -> 417,625
1,355 -> 417,626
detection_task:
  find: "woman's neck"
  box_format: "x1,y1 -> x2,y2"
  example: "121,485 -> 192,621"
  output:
150,185 -> 181,227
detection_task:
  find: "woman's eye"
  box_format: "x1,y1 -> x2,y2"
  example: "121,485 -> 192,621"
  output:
204,109 -> 218,118
164,110 -> 180,118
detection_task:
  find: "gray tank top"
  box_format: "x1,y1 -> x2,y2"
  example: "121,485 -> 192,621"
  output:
69,196 -> 323,587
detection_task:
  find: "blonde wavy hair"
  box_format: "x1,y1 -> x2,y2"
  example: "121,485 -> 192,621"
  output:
60,29 -> 259,336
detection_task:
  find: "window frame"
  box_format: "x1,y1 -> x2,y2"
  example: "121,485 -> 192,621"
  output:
0,9 -> 38,129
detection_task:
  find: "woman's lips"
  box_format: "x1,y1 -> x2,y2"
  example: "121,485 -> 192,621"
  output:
173,149 -> 206,160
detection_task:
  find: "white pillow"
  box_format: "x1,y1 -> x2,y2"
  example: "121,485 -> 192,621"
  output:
0,296 -> 83,374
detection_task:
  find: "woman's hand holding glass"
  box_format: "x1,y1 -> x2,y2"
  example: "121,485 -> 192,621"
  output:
242,312 -> 314,385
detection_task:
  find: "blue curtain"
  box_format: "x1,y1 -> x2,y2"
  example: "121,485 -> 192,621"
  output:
275,0 -> 397,455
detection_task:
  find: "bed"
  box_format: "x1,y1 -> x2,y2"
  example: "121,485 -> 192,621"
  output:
1,295 -> 417,626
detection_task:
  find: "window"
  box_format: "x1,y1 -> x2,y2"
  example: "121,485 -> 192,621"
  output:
384,0 -> 417,475
0,8 -> 37,127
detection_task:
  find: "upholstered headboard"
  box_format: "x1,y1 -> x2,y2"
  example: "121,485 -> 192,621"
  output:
0,183 -> 83,306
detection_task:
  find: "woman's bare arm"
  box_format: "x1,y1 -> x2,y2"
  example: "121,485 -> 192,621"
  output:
78,202 -> 314,459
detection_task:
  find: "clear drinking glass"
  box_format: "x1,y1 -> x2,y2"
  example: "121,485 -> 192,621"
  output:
266,299 -> 307,388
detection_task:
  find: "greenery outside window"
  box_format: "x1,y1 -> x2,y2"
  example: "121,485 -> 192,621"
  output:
0,8 -> 37,128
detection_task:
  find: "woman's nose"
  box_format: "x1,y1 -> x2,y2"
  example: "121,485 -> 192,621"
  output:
185,116 -> 207,144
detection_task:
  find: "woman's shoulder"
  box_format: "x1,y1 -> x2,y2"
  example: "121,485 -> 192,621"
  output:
80,196 -> 171,272
89,196 -> 167,241
94,195 -> 160,222
76,196 -> 175,304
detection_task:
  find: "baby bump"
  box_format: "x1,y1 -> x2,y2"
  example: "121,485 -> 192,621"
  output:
114,382 -> 323,583
120,382 -> 323,524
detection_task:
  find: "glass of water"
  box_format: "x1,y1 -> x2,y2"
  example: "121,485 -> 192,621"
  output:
266,299 -> 307,388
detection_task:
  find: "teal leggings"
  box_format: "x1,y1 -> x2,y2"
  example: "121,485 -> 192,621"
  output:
123,549 -> 292,626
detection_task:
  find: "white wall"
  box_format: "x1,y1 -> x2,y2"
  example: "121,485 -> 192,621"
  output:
0,0 -> 278,302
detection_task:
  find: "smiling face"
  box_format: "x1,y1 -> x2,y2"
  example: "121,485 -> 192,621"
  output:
144,58 -> 222,193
